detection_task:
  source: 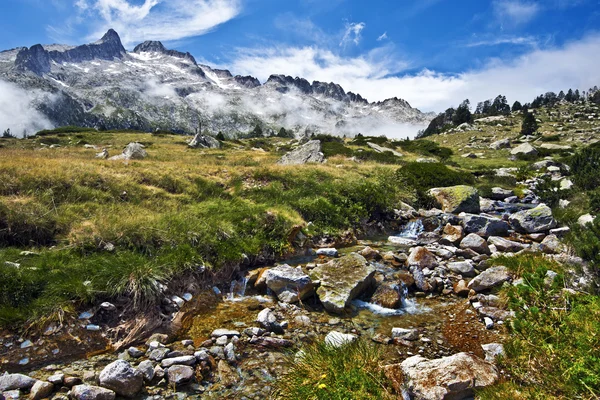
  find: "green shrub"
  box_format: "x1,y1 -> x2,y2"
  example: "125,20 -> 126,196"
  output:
274,339 -> 393,399
350,135 -> 389,146
36,126 -> 96,136
321,141 -> 353,157
569,143 -> 600,190
396,162 -> 475,192
394,139 -> 453,161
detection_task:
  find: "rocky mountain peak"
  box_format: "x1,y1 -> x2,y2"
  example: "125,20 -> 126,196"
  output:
98,29 -> 122,45
133,41 -> 167,53
15,44 -> 51,75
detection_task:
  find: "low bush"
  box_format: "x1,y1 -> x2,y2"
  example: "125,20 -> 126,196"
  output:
394,139 -> 453,161
396,162 -> 475,192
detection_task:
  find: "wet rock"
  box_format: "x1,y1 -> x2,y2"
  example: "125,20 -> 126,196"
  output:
391,328 -> 419,341
277,140 -> 325,165
167,365 -> 194,386
316,248 -> 338,257
28,380 -> 54,400
460,233 -> 491,255
428,185 -> 480,214
407,247 -> 438,269
211,329 -> 240,338
263,264 -> 315,303
0,374 -> 36,392
109,143 -> 147,161
410,266 -> 432,292
441,224 -> 463,245
137,360 -> 155,383
98,360 -> 143,398
468,266 -> 511,292
224,342 -> 236,363
69,385 -> 116,400
478,306 -> 513,322
217,360 -> 239,387
482,343 -> 505,363
188,133 -> 221,149
509,204 -> 557,233
324,331 -> 357,348
358,246 -> 380,260
487,236 -> 529,253
256,308 -> 284,333
388,236 -> 417,246
161,356 -> 196,368
371,283 -> 403,309
146,333 -> 169,345
399,353 -> 499,400
248,336 -> 293,349
309,253 -> 375,314
447,261 -> 476,277
462,213 -> 509,238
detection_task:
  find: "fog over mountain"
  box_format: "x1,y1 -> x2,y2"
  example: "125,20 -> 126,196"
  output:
0,30 -> 434,138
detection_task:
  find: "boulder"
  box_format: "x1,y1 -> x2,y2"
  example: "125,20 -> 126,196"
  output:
188,133 -> 221,149
324,331 -> 357,348
487,236 -> 529,253
371,283 -> 403,309
391,328 -> 419,341
160,356 -> 196,368
410,266 -> 432,292
460,233 -> 491,255
441,224 -> 463,245
277,140 -> 325,165
428,186 -> 480,214
109,143 -> 147,161
69,385 -> 116,400
407,247 -> 438,269
468,266 -> 511,292
482,343 -> 505,363
217,360 -> 239,387
137,360 -> 155,383
489,138 -> 511,150
490,187 -> 514,201
367,142 -> 403,157
539,234 -> 564,254
461,213 -> 510,238
167,365 -> 194,386
29,380 -> 54,400
211,329 -> 240,338
256,308 -> 283,333
316,248 -> 338,257
578,214 -> 595,227
447,261 -> 476,277
263,264 -> 314,303
509,204 -> 557,233
453,280 -> 470,296
309,253 -> 375,314
399,353 -> 498,400
510,142 -> 538,157
98,360 -> 143,398
0,374 -> 36,391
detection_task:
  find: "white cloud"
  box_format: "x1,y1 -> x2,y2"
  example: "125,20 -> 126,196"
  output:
229,34 -> 600,113
377,32 -> 388,41
340,22 -> 366,47
71,0 -> 241,48
493,0 -> 541,26
466,35 -> 538,47
0,80 -> 54,137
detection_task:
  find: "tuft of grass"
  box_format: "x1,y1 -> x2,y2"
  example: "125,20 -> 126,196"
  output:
274,339 -> 394,400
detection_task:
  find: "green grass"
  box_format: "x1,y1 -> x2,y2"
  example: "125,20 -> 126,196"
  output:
274,339 -> 393,400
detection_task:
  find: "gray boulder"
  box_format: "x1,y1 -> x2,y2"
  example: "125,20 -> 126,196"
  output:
160,356 -> 196,368
509,204 -> 557,233
256,308 -> 283,333
460,233 -> 491,255
0,373 -> 36,391
407,247 -> 438,269
487,236 -> 529,253
462,213 -> 510,238
167,365 -> 194,386
29,380 -> 54,400
277,140 -> 325,165
309,253 -> 375,314
511,142 -> 538,157
490,187 -> 514,200
109,143 -> 147,161
137,360 -> 155,383
539,234 -> 564,254
98,360 -> 143,398
447,261 -> 476,277
428,186 -> 480,214
263,264 -> 315,303
489,138 -> 511,150
398,353 -> 499,400
70,385 -> 116,400
188,133 -> 221,149
468,266 -> 511,292
367,142 -> 403,157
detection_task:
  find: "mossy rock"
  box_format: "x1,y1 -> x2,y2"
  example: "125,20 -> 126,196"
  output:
428,185 -> 480,214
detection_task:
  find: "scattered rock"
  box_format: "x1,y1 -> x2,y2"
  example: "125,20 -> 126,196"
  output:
137,360 -> 155,383
277,140 -> 325,165
482,343 -> 504,363
29,380 -> 54,400
167,365 -> 194,386
217,360 -> 239,387
391,328 -> 419,341
539,234 -> 564,254
371,283 -> 404,309
490,187 -> 514,201
188,133 -> 221,149
509,204 -> 557,233
487,236 -> 529,253
460,233 -> 491,255
398,353 -> 499,400
462,213 -> 509,238
108,143 -> 147,161
324,331 -> 357,348
309,253 -> 375,314
256,308 -> 283,333
0,374 -> 36,392
468,266 -> 511,292
69,385 -> 116,400
578,214 -> 595,227
510,142 -> 538,157
441,224 -> 464,245
428,186 -> 480,214
447,261 -> 476,277
407,247 -> 438,269
367,142 -> 403,157
489,138 -> 511,150
161,356 -> 196,368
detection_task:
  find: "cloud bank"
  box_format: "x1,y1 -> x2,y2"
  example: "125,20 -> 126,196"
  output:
0,80 -> 53,137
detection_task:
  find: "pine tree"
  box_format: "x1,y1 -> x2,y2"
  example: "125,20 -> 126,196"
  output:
452,99 -> 472,125
521,111 -> 539,135
216,132 -> 225,141
511,101 -> 523,112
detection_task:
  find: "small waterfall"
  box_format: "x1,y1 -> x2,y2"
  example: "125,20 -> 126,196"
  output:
397,219 -> 424,240
227,277 -> 248,300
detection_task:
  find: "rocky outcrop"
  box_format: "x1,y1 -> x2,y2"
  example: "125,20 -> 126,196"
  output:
277,140 -> 325,165
509,204 -> 557,233
133,41 -> 198,65
263,264 -> 315,303
397,353 -> 499,400
188,133 -> 221,149
428,186 -> 480,214
309,253 -> 375,314
14,44 -> 51,75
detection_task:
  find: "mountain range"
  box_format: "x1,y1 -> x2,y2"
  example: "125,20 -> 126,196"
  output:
0,29 -> 434,137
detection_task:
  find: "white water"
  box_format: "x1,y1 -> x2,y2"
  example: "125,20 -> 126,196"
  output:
396,219 -> 424,240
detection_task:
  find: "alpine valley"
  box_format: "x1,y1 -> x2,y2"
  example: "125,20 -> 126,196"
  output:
0,29 -> 434,137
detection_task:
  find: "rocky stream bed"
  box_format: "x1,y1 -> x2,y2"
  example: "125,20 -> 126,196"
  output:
1,174 -> 594,399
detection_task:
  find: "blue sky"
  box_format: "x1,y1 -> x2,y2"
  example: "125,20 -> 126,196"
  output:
1,0 -> 599,112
